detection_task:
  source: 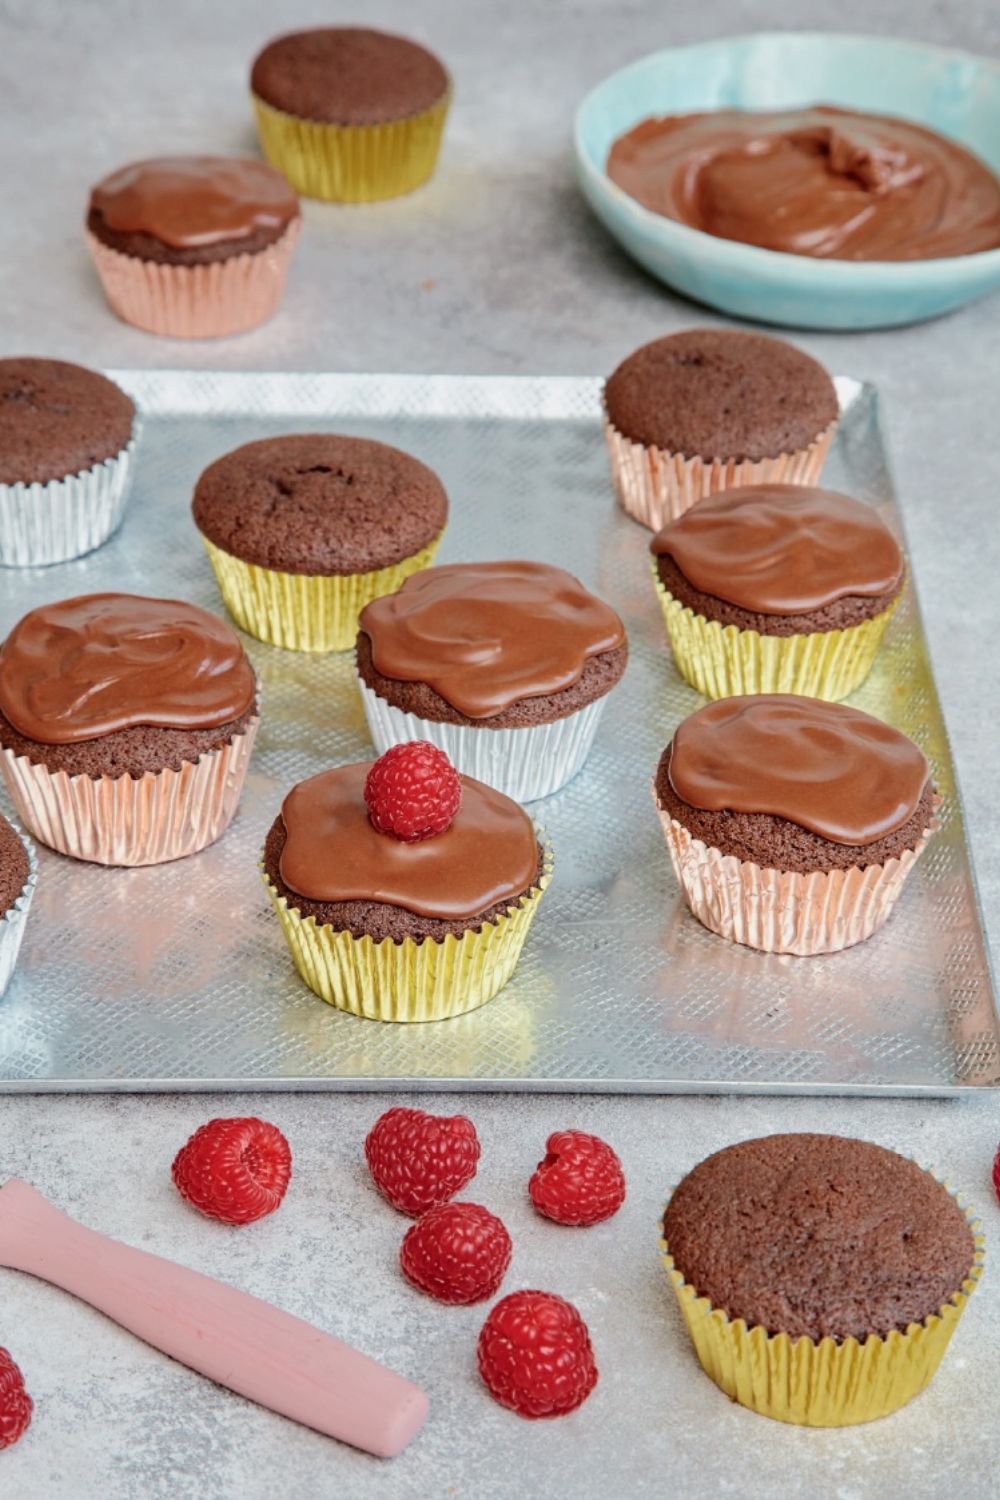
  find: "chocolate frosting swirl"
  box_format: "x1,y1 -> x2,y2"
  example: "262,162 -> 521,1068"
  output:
651,484 -> 903,614
89,156 -> 300,249
359,562 -> 626,719
0,594 -> 257,744
278,763 -> 539,920
607,106 -> 1000,261
668,695 -> 928,845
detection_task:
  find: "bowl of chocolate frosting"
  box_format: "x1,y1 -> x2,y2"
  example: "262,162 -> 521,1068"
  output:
574,32 -> 1000,328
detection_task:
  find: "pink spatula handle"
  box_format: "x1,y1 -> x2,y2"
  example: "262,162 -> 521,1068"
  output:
0,1179 -> 427,1457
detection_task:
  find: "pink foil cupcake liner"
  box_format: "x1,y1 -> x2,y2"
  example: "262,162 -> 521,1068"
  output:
0,434 -> 138,567
0,720 -> 258,867
604,417 -> 837,531
654,794 -> 937,956
85,220 -> 301,339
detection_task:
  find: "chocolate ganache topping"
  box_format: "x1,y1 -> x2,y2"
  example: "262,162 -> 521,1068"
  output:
651,484 -> 903,613
0,594 -> 256,744
669,695 -> 928,845
359,562 -> 626,719
89,156 -> 300,248
606,106 -> 1000,260
278,764 -> 539,920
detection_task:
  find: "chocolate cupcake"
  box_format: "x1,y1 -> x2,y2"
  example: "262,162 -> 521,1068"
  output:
193,434 -> 448,653
251,27 -> 450,202
651,484 -> 905,700
604,330 -> 838,530
654,695 -> 937,954
0,357 -> 138,567
0,594 -> 258,866
660,1134 -> 982,1425
0,814 -> 36,999
357,561 -> 628,801
86,156 -> 301,339
262,744 -> 551,1021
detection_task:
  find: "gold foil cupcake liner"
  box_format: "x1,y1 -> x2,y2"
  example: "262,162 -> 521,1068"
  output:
653,573 -> 898,701
0,720 -> 258,867
261,848 -> 552,1022
658,1191 -> 984,1426
201,533 -> 443,653
605,416 -> 837,532
0,826 -> 37,998
654,792 -> 937,956
85,220 -> 301,339
252,92 -> 450,202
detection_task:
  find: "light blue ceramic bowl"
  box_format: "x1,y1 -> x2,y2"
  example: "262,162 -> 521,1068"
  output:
574,32 -> 1000,330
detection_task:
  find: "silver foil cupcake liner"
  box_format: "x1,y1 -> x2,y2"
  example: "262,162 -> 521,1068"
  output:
357,678 -> 607,802
0,826 -> 37,998
0,433 -> 139,568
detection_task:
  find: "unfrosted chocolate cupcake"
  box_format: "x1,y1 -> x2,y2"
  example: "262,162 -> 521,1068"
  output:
604,329 -> 838,529
356,561 -> 628,801
659,1134 -> 981,1425
192,434 -> 448,653
650,483 -> 905,699
654,694 -> 937,954
0,593 -> 258,866
251,27 -> 450,202
0,357 -> 138,567
0,813 -> 35,999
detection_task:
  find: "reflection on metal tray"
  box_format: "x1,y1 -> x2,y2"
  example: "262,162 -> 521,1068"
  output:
0,371 -> 995,1095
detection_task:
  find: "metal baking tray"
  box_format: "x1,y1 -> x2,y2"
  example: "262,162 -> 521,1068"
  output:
0,370 -> 995,1094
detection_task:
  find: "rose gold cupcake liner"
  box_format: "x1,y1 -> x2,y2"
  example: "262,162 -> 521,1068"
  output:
85,220 -> 301,339
0,720 -> 258,867
654,787 -> 937,956
605,416 -> 837,531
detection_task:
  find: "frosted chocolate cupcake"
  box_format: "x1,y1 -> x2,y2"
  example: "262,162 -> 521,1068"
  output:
86,156 -> 301,338
654,695 -> 937,954
0,814 -> 36,999
356,561 -> 627,801
651,484 -> 905,699
660,1134 -> 982,1425
192,434 -> 448,653
262,745 -> 551,1021
0,357 -> 138,567
604,330 -> 838,530
0,593 -> 258,866
251,27 -> 450,202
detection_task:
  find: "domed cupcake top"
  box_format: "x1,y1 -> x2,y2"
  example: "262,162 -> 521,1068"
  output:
89,156 -> 300,249
651,484 -> 903,614
604,329 -> 837,460
251,27 -> 449,126
0,358 -> 135,486
0,593 -> 256,744
668,695 -> 928,845
662,1133 -> 976,1342
278,763 -> 538,920
359,561 -> 626,719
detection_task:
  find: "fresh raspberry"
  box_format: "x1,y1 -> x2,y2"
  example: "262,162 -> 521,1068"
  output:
477,1290 -> 598,1418
172,1117 -> 292,1225
0,1347 -> 32,1451
363,741 -> 462,841
400,1202 -> 512,1304
529,1130 -> 626,1227
993,1143 -> 1000,1206
365,1106 -> 480,1216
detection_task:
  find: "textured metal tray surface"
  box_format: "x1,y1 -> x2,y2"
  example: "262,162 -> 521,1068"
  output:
0,370 -> 995,1095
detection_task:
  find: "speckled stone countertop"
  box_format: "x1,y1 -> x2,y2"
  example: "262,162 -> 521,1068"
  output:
1,1 -> 998,1496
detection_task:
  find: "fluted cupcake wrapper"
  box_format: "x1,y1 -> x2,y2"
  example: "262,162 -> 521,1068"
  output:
652,570 -> 899,702
0,720 -> 258,867
201,533 -> 443,653
654,790 -> 937,956
85,220 -> 301,339
357,678 -> 608,802
658,1188 -> 984,1426
0,433 -> 138,567
0,827 -> 37,999
262,845 -> 551,1022
604,417 -> 837,532
252,93 -> 450,203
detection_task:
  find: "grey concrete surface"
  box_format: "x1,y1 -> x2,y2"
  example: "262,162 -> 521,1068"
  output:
0,0 -> 998,1496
